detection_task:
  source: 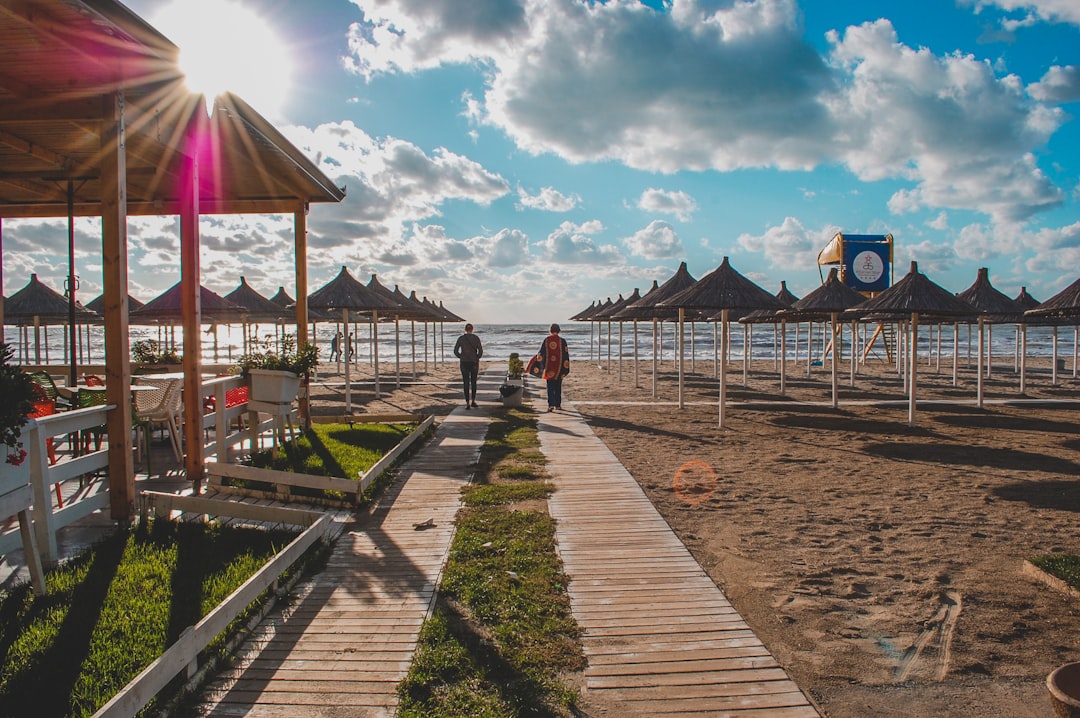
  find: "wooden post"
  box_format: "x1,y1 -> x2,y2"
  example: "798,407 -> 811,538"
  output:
295,205 -> 310,428
100,90 -> 135,520
180,113 -> 204,491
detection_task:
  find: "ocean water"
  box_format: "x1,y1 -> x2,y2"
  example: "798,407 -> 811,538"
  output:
4,319 -> 1077,367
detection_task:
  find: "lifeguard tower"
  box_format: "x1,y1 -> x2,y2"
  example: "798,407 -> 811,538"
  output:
817,232 -> 894,360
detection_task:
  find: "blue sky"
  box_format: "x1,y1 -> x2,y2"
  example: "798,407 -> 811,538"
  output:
4,0 -> 1080,323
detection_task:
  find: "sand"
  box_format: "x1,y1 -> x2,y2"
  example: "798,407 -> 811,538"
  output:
308,352 -> 1080,717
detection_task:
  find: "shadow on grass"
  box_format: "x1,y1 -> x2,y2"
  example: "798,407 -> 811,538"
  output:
0,530 -> 125,717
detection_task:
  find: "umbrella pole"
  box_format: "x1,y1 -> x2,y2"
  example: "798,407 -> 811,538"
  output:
1074,326 -> 1079,378
1052,326 -> 1059,385
690,321 -> 696,374
780,320 -> 787,396
849,321 -> 856,387
395,318 -> 401,389
831,313 -> 839,409
719,309 -> 729,428
977,316 -> 985,409
1020,323 -> 1027,393
618,321 -> 623,383
772,324 -> 778,372
987,324 -> 993,378
374,310 -> 381,399
677,308 -> 685,409
952,323 -> 959,387
908,312 -> 919,426
633,320 -> 639,388
713,321 -> 719,380
411,321 -> 417,380
743,323 -> 749,388
343,308 -> 352,413
651,318 -> 658,400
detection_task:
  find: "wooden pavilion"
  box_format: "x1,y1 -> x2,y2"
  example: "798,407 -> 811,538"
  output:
0,0 -> 345,520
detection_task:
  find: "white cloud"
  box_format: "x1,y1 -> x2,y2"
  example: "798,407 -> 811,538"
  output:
962,0 -> 1080,26
636,188 -> 698,222
342,1 -> 1068,228
468,228 -> 530,267
623,220 -> 684,260
1029,65 -> 1080,102
535,220 -> 621,264
736,217 -> 831,270
517,185 -> 578,212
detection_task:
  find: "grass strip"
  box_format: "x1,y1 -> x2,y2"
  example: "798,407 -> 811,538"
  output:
243,422 -> 416,500
398,407 -> 584,717
0,520 -> 296,718
1031,553 -> 1080,590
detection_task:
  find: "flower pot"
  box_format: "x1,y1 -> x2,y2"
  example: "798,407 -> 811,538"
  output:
0,455 -> 30,496
499,384 -> 523,407
505,376 -> 524,387
1048,662 -> 1080,718
247,369 -> 302,405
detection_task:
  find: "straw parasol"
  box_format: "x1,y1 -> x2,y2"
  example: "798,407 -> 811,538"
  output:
1014,287 -> 1041,311
5,273 -> 99,379
308,266 -> 399,408
846,261 -> 976,425
781,268 -> 867,406
956,267 -> 1028,392
618,263 -> 698,399
663,256 -> 786,423
366,274 -> 422,386
224,277 -> 290,359
1025,276 -> 1080,381
735,280 -> 802,388
270,287 -> 294,308
131,282 -> 244,324
85,293 -> 144,315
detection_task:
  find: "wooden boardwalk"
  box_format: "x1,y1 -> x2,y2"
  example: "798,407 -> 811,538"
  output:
538,403 -> 820,717
194,406 -> 490,717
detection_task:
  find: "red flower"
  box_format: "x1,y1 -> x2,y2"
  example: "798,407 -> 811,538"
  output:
6,447 -> 27,466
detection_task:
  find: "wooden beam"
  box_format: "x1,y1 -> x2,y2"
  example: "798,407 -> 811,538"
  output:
100,90 -> 135,521
0,127 -> 74,169
180,105 -> 205,491
0,197 -> 315,219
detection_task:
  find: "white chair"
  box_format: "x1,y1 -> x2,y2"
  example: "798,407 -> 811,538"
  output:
134,377 -> 183,463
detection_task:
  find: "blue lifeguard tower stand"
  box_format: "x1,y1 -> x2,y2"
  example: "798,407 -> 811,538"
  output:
817,232 -> 894,360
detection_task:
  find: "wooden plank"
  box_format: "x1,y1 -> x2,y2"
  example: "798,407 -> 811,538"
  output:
208,462 -> 361,497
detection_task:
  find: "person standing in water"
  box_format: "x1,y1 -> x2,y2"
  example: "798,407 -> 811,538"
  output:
454,323 -> 483,408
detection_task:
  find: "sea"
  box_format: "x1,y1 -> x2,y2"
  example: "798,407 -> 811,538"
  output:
4,319 -> 1077,368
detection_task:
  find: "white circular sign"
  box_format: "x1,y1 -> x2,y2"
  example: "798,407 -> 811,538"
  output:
852,250 -> 884,284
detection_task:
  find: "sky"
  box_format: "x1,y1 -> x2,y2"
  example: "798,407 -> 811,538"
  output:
3,0 -> 1080,324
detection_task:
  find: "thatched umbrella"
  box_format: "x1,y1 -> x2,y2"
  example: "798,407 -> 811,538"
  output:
130,283 -> 243,368
367,274 -> 426,387
270,287 -> 294,308
5,274 -> 99,380
389,285 -> 440,378
224,277 -> 289,359
593,293 -> 630,374
1026,276 -> 1080,381
781,268 -> 866,407
570,299 -> 602,361
735,280 -> 801,385
84,292 -> 142,367
846,261 -> 976,425
663,257 -> 785,424
308,266 -> 398,409
956,267 -> 1022,384
596,290 -> 642,381
617,263 -> 697,398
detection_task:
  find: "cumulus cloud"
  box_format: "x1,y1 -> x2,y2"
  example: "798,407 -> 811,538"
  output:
827,19 -> 1064,224
736,217 -> 831,270
342,0 -> 1069,228
517,186 -> 578,212
535,220 -> 621,264
623,220 -> 685,260
468,228 -> 529,267
636,188 -> 698,222
1029,65 -> 1080,102
962,0 -> 1080,27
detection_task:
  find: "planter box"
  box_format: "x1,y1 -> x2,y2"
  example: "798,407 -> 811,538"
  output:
499,384 -> 524,407
248,369 -> 301,405
0,456 -> 30,497
505,376 -> 524,387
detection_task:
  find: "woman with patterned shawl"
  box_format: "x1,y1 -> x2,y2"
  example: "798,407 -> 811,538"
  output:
528,323 -> 570,411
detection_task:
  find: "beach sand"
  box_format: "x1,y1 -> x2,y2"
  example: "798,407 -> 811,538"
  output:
309,353 -> 1080,717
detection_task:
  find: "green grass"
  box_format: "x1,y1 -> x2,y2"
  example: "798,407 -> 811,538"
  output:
244,422 -> 418,500
0,520 -> 297,718
398,407 -> 583,717
1031,554 -> 1080,590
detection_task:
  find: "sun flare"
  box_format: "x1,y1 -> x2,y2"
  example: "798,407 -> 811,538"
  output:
152,0 -> 293,118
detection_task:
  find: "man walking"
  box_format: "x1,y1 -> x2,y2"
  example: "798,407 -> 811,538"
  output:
454,323 -> 483,408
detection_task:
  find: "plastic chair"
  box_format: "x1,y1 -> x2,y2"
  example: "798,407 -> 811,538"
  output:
134,378 -> 183,463
77,388 -> 110,453
83,374 -> 105,387
28,383 -> 63,506
28,371 -> 72,410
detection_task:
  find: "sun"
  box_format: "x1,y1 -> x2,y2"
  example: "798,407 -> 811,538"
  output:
152,0 -> 293,119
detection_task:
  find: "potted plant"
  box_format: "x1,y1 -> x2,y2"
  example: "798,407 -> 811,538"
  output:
506,352 -> 525,387
131,338 -> 181,373
236,333 -> 320,404
0,342 -> 37,488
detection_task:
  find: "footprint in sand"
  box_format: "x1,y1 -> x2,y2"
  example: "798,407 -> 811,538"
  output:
895,589 -> 962,682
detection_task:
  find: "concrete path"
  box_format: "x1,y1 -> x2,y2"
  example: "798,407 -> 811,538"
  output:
538,401 -> 820,717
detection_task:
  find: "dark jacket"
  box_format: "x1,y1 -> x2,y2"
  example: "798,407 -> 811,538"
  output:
454,333 -> 483,363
